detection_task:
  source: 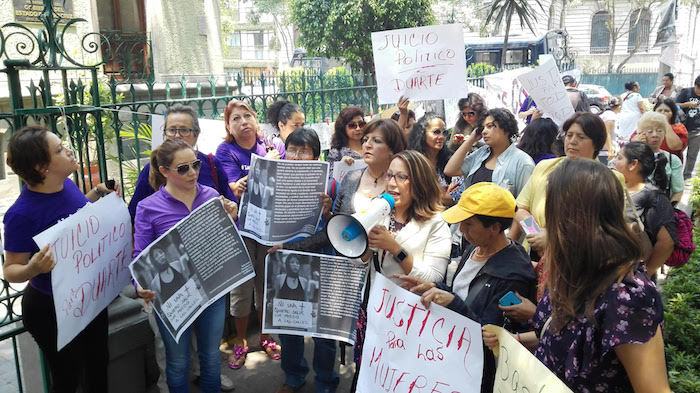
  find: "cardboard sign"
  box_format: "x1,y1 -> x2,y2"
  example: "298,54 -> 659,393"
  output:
357,274 -> 484,393
372,24 -> 468,104
516,58 -> 575,126
34,193 -> 132,350
483,325 -> 573,393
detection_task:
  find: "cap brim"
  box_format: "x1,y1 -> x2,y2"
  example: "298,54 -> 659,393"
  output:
441,205 -> 475,224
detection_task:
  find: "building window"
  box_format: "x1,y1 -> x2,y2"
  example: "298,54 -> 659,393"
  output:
628,8 -> 650,52
590,11 -> 610,54
226,32 -> 241,47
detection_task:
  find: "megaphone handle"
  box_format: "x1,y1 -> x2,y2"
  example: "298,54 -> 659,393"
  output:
372,251 -> 382,274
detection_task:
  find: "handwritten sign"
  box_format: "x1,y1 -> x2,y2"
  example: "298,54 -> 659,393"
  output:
357,274 -> 483,393
516,58 -> 574,127
483,68 -> 531,116
34,193 -> 132,350
161,279 -> 203,330
371,24 -> 468,104
273,298 -> 314,329
483,325 -> 573,393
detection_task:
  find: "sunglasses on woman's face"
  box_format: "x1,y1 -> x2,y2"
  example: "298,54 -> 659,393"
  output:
461,111 -> 477,118
431,129 -> 449,136
168,159 -> 202,175
347,121 -> 366,129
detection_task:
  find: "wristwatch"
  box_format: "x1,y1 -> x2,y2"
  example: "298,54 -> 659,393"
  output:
394,248 -> 409,263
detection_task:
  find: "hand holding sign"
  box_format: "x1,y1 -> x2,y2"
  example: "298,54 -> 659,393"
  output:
29,244 -> 56,274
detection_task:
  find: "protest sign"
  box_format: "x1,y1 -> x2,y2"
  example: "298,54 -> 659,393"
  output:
516,58 -> 575,126
238,155 -> 329,246
357,274 -> 483,393
331,159 -> 367,184
371,24 -> 468,105
262,250 -> 367,344
130,198 -> 253,342
483,67 -> 531,116
483,325 -> 573,393
33,193 -> 132,350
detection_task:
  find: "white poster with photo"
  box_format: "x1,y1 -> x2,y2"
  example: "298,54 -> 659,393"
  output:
372,24 -> 468,105
516,58 -> 575,127
483,67 -> 531,115
129,198 -> 253,342
238,155 -> 329,245
357,274 -> 484,393
262,250 -> 367,344
33,193 -> 133,350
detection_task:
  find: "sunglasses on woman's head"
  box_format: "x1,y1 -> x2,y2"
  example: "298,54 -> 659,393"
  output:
168,159 -> 202,175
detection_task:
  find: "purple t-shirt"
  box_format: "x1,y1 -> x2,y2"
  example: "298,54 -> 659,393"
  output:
127,150 -> 236,220
3,179 -> 90,296
215,136 -> 285,183
133,183 -> 220,258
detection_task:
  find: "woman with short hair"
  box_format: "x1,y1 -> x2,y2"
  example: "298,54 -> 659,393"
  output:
445,108 -> 535,198
654,97 -> 687,160
215,99 -> 285,369
517,118 -> 558,164
633,112 -> 684,203
3,126 -> 114,392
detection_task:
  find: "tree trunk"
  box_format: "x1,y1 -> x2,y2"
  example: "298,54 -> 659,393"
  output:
501,12 -> 513,69
559,0 -> 567,28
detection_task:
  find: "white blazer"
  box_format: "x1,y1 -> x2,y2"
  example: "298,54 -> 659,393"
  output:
372,213 -> 451,286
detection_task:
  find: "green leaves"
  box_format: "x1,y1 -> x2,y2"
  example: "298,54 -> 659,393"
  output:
290,0 -> 436,74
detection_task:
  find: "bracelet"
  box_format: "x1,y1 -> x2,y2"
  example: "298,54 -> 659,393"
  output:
93,186 -> 106,198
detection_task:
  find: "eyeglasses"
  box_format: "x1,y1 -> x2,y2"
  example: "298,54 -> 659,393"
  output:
347,121 -> 366,129
385,170 -> 409,184
461,111 -> 477,118
286,148 -> 314,159
431,129 -> 449,136
164,128 -> 197,137
167,159 -> 202,175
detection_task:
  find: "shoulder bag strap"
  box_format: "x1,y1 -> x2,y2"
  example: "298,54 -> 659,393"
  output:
208,153 -> 220,192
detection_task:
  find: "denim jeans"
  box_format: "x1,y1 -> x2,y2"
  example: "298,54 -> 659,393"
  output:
279,334 -> 339,392
155,296 -> 226,393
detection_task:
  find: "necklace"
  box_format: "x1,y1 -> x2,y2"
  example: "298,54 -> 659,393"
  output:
388,211 -> 406,234
474,246 -> 500,259
367,168 -> 384,185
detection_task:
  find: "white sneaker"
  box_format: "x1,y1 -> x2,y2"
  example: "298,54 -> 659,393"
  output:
221,374 -> 235,392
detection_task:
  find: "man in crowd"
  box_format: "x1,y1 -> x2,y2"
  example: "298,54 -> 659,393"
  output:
677,75 -> 700,179
650,72 -> 682,104
562,75 -> 590,112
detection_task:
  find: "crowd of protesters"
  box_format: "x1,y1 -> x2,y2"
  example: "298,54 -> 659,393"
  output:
4,72 -> 699,393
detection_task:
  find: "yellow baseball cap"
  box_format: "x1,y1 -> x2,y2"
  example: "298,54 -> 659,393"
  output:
441,182 -> 516,224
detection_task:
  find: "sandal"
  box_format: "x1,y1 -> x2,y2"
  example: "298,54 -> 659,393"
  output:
227,344 -> 248,369
260,336 -> 281,360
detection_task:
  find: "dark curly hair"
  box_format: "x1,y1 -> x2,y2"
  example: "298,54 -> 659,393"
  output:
654,98 -> 680,125
331,106 -> 365,149
408,113 -> 452,178
518,118 -> 558,162
484,108 -> 519,142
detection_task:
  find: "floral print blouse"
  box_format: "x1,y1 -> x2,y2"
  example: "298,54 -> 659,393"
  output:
532,264 -> 663,393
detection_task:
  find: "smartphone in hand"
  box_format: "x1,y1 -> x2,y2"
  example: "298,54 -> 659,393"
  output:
499,291 -> 522,307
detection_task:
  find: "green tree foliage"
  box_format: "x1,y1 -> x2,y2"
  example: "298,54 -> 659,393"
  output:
290,0 -> 436,75
483,0 -> 543,69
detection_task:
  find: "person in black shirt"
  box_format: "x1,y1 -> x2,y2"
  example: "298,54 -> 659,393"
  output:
676,75 -> 700,179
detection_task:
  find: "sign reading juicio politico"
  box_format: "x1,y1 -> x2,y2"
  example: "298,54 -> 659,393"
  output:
33,193 -> 132,350
372,24 -> 468,105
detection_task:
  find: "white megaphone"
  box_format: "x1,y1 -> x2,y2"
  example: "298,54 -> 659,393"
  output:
326,193 -> 395,258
